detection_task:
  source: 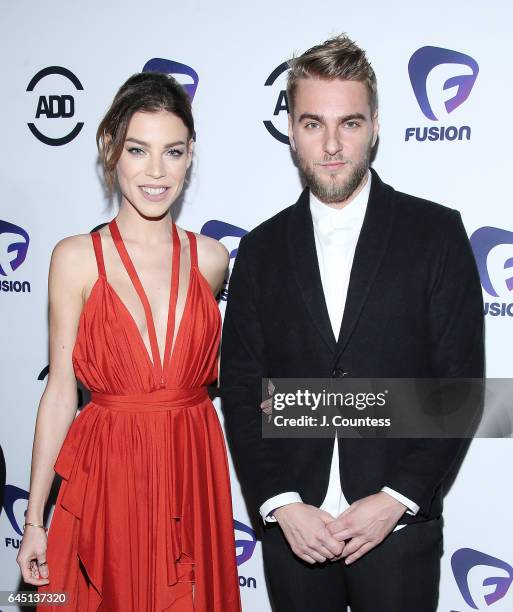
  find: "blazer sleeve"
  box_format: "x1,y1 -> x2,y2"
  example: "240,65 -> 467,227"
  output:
384,209 -> 485,516
220,236 -> 297,511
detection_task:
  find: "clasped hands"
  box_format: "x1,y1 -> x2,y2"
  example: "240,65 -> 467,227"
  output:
273,492 -> 407,566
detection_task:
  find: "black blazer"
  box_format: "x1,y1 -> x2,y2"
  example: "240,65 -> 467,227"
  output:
220,169 -> 484,524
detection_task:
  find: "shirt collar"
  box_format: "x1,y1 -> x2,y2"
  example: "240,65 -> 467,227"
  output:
310,170 -> 371,231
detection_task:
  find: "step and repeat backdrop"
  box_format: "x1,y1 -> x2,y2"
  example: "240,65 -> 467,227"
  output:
1,1 -> 512,610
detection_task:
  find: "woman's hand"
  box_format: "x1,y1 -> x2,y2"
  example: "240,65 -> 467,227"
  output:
16,526 -> 50,585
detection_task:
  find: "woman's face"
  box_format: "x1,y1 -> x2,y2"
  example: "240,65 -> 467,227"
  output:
116,109 -> 193,219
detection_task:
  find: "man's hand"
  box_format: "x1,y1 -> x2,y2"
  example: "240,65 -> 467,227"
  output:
260,379 -> 275,422
273,502 -> 345,564
326,492 -> 407,565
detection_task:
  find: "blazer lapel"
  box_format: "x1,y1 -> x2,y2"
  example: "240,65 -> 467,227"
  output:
336,169 -> 397,359
287,187 -> 337,352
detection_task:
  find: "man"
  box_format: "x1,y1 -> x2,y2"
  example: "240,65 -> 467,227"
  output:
221,34 -> 483,611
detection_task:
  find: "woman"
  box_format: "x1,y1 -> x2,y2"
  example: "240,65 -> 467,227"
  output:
16,72 -> 242,611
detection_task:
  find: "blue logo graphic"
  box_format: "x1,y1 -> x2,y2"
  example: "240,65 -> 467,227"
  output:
0,220 -> 30,277
234,519 -> 257,566
200,220 -> 247,259
452,548 -> 513,608
3,484 -> 29,536
470,226 -> 513,297
142,59 -> 199,101
405,46 -> 478,143
200,221 -> 247,302
408,46 -> 479,121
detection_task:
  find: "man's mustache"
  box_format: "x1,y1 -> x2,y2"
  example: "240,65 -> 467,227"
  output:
313,156 -> 353,166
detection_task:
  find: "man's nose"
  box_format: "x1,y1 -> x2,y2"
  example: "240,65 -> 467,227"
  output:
324,128 -> 343,157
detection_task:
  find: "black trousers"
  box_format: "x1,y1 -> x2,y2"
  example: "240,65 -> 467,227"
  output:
261,518 -> 443,612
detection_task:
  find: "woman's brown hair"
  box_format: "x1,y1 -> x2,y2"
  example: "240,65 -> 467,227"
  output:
96,72 -> 194,192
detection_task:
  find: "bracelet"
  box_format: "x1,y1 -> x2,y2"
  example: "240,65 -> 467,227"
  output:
23,522 -> 47,531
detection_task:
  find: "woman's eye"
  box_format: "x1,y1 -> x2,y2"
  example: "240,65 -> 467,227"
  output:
126,146 -> 184,157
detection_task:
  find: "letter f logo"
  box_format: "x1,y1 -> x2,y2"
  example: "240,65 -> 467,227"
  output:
452,548 -> 513,608
142,58 -> 199,101
408,46 -> 479,120
0,220 -> 30,277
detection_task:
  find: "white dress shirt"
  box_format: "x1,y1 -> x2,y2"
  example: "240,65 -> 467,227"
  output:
259,172 -> 419,526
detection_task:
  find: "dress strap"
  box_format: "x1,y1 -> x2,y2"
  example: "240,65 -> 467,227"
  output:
109,219 -> 164,381
91,232 -> 106,279
162,223 -> 181,372
186,231 -> 198,269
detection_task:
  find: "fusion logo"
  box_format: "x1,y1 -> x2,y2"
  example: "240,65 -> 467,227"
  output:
26,66 -> 84,145
234,519 -> 257,589
0,220 -> 31,293
470,226 -> 513,317
142,58 -> 199,101
263,61 -> 290,145
3,484 -> 29,549
406,46 -> 478,143
200,220 -> 247,301
452,548 -> 513,609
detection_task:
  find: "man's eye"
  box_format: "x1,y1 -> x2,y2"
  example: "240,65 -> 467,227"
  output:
305,122 -> 320,129
127,147 -> 145,155
345,121 -> 360,128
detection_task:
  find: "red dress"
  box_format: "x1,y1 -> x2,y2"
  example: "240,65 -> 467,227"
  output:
38,220 -> 242,611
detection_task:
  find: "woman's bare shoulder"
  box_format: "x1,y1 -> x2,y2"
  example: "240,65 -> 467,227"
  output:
193,232 -> 230,272
50,233 -> 97,288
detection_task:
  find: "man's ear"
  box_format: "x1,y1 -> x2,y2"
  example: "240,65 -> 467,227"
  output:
288,113 -> 296,151
371,111 -> 379,148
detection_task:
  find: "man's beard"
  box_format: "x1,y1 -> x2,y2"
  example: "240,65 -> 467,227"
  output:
298,148 -> 371,205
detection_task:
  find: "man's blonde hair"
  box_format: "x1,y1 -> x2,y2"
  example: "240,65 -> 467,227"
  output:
286,34 -> 378,117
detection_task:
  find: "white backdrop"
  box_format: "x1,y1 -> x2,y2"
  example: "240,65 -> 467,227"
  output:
1,2 -> 512,610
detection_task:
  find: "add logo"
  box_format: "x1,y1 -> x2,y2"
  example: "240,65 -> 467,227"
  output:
263,61 -> 290,145
470,226 -> 513,317
405,46 -> 478,143
26,66 -> 84,146
0,220 -> 31,293
452,548 -> 513,609
142,58 -> 199,102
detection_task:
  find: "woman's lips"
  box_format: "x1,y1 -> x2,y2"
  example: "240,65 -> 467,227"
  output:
139,186 -> 170,202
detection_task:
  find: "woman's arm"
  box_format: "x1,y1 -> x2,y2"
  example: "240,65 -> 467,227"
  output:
17,235 -> 90,585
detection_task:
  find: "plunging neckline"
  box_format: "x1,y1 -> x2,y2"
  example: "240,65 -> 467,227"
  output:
108,219 -> 190,386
